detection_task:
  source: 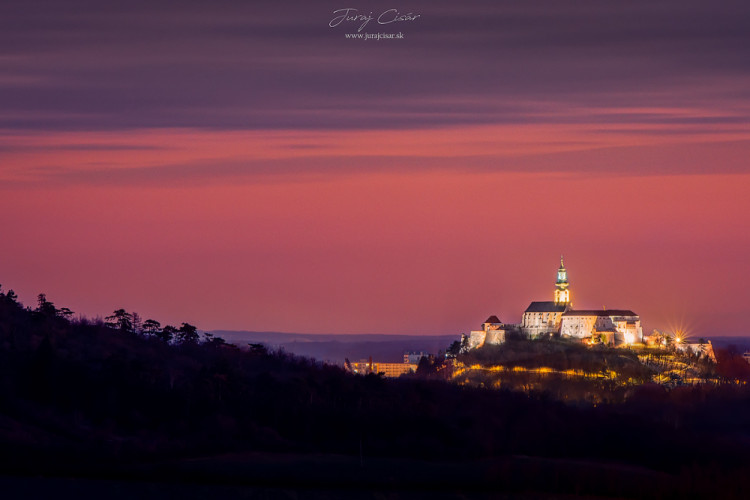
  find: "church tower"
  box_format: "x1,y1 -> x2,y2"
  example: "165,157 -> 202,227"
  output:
554,255 -> 570,305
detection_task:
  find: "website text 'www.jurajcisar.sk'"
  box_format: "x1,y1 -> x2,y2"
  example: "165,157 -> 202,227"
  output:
344,32 -> 405,40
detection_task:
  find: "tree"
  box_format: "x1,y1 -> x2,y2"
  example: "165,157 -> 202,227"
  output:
446,340 -> 461,358
36,293 -> 57,317
200,331 -> 227,346
158,325 -> 177,343
248,343 -> 268,355
447,335 -> 470,355
105,309 -> 134,333
177,322 -> 199,344
416,355 -> 434,376
132,312 -> 143,335
58,307 -> 74,320
210,336 -> 227,346
142,319 -> 161,337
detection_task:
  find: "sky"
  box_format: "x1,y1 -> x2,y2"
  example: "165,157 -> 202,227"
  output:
1,0 -> 749,337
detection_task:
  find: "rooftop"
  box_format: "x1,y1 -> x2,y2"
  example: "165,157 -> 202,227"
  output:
524,302 -> 568,313
563,309 -> 638,317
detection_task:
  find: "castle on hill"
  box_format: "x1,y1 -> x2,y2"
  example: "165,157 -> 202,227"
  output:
467,257 -> 643,349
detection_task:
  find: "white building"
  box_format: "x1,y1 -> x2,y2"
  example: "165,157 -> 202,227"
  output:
560,309 -> 643,344
468,315 -> 506,349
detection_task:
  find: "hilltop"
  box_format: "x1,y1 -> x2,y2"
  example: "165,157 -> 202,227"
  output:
442,337 -> 718,403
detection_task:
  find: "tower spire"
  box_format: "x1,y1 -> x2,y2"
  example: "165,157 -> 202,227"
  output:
554,256 -> 570,306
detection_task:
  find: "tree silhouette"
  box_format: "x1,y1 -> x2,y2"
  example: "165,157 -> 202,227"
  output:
158,324 -> 177,343
4,289 -> 18,304
58,307 -> 74,320
132,312 -> 143,335
202,331 -> 227,346
36,293 -> 58,318
142,319 -> 161,337
177,322 -> 199,344
105,309 -> 134,333
446,340 -> 462,358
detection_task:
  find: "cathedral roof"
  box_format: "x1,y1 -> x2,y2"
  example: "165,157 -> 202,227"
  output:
483,315 -> 502,324
563,309 -> 638,317
524,301 -> 568,313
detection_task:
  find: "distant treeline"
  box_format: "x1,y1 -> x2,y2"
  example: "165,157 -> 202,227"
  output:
2,286 -> 750,497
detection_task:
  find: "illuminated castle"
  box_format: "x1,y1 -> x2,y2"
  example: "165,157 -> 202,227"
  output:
470,256 -> 643,347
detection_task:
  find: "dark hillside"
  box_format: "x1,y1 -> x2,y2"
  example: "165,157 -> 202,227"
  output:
1,287 -> 750,498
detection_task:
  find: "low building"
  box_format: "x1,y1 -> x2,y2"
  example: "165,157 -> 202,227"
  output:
349,359 -> 417,377
468,315 -> 506,349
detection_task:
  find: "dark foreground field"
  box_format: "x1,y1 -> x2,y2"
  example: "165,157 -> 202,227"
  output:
3,451 -> 746,500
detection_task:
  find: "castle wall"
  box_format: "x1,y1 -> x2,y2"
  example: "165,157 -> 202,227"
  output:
468,324 -> 506,348
484,329 -> 505,345
521,311 -> 563,338
560,315 -> 597,338
468,330 -> 486,349
561,313 -> 643,344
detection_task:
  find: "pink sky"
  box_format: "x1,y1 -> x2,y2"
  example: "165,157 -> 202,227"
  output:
2,124 -> 749,337
2,1 -> 750,337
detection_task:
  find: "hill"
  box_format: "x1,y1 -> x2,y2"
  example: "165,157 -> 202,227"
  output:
446,337 -> 718,403
2,286 -> 750,497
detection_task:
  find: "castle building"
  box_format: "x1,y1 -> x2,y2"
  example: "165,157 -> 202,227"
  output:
560,310 -> 643,344
521,256 -> 572,338
467,315 -> 506,349
468,256 -> 645,348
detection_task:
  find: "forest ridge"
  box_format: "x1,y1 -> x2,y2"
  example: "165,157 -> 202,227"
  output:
2,285 -> 750,497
